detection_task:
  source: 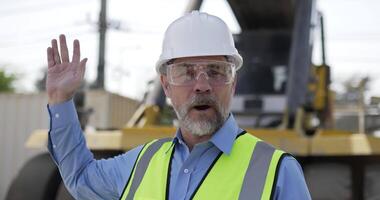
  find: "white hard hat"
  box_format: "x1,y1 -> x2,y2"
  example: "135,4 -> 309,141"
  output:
156,11 -> 243,73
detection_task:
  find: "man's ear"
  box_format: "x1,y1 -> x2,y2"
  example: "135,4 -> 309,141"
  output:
160,75 -> 171,98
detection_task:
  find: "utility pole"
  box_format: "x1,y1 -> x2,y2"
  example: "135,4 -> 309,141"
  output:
320,12 -> 326,65
95,0 -> 107,89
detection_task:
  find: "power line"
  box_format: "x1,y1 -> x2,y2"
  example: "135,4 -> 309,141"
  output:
0,20 -> 92,38
0,29 -> 94,49
0,0 -> 93,17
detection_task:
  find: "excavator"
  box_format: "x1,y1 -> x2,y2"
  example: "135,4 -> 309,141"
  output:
7,0 -> 380,199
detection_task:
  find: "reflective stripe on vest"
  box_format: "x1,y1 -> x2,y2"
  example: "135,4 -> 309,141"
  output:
120,132 -> 287,200
120,138 -> 175,200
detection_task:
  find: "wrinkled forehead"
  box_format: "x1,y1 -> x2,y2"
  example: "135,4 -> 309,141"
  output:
172,56 -> 227,64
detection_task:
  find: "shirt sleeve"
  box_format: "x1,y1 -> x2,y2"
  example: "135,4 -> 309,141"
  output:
273,156 -> 312,200
47,99 -> 143,200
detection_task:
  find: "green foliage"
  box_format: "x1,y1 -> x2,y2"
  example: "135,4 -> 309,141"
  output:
35,69 -> 47,91
0,69 -> 16,92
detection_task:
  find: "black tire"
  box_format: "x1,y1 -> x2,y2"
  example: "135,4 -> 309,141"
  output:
56,183 -> 75,200
6,150 -> 122,200
6,153 -> 64,200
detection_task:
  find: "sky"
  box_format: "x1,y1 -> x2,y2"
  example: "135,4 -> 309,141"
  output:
0,0 -> 379,100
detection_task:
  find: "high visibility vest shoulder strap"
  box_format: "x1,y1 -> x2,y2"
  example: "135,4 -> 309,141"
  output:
119,138 -> 174,200
191,133 -> 288,200
240,136 -> 288,200
120,132 -> 290,200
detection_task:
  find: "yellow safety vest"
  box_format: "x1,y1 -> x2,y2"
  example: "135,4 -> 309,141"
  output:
120,132 -> 288,200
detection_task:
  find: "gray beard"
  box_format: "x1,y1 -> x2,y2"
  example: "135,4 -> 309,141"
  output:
173,94 -> 229,137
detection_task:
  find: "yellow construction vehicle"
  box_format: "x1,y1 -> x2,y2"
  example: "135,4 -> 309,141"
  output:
7,0 -> 380,199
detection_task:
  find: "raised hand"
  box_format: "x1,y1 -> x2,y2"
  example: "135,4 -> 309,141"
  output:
46,34 -> 87,105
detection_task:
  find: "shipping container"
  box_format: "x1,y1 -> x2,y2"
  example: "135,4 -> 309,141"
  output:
0,90 -> 139,199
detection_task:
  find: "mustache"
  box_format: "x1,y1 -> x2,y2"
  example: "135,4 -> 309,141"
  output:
186,94 -> 217,109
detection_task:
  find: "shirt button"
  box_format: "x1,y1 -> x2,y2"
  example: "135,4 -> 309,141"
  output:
53,144 -> 57,148
55,113 -> 60,118
184,169 -> 189,174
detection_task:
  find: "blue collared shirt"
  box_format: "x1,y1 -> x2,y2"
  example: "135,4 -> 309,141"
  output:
47,99 -> 311,200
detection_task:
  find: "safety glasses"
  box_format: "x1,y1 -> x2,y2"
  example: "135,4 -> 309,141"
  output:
166,60 -> 236,86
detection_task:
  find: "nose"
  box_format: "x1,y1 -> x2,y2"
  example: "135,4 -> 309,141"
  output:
194,72 -> 211,93
195,71 -> 209,81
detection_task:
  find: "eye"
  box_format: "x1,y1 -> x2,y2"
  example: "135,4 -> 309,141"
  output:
208,69 -> 221,76
208,64 -> 225,76
186,68 -> 197,78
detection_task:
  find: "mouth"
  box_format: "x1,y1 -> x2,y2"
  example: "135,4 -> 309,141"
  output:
192,105 -> 212,111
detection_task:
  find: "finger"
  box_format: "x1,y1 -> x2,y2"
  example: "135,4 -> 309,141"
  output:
72,39 -> 80,63
78,58 -> 88,78
51,39 -> 61,64
59,34 -> 70,63
47,47 -> 55,68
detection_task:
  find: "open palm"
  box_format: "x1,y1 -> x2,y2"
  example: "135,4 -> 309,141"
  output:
46,35 -> 87,105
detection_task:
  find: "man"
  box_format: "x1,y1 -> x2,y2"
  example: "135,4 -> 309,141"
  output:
46,11 -> 311,199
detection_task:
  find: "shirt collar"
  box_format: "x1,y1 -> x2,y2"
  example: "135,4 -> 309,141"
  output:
173,113 -> 240,155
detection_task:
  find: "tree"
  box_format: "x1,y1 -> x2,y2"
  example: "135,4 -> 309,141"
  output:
0,69 -> 16,92
35,68 -> 47,91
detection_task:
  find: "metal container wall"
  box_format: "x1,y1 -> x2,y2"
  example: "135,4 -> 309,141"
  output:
86,90 -> 139,129
0,92 -> 48,200
0,90 -> 139,199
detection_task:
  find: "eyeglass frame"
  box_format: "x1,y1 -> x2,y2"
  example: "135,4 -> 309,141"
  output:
162,60 -> 237,86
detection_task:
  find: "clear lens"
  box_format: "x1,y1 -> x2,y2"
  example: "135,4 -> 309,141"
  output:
166,60 -> 235,86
